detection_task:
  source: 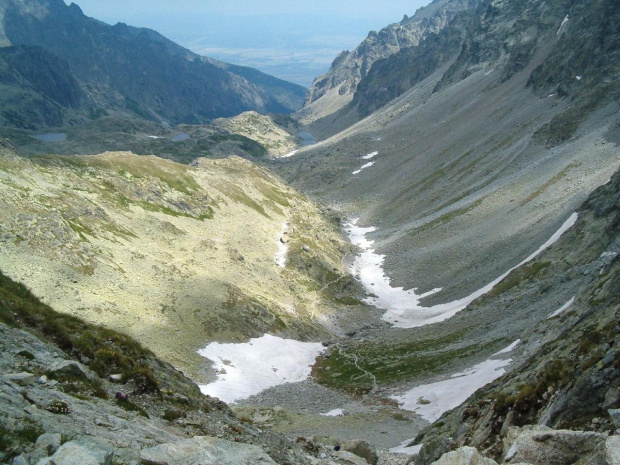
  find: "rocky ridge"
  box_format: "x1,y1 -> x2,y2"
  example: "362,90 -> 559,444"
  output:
297,0 -> 476,125
0,0 -> 306,130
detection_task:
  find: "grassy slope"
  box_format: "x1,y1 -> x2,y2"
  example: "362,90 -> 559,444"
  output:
0,141 -> 368,382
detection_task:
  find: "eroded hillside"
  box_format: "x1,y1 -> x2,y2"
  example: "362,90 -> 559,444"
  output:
0,140 -> 369,383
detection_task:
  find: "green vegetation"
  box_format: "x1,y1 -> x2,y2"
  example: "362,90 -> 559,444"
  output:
115,397 -> 149,418
0,270 -> 160,392
492,358 -> 572,422
46,400 -> 71,415
313,329 -> 496,392
210,134 -> 267,158
412,198 -> 484,235
520,163 -> 577,206
0,420 -> 44,458
162,407 -> 187,422
488,261 -> 551,297
219,184 -> 269,218
254,180 -> 291,207
534,83 -> 619,147
138,200 -> 214,220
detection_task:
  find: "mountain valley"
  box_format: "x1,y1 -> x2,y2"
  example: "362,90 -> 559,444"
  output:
0,0 -> 619,464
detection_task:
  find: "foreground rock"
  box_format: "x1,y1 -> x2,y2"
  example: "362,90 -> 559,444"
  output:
0,273 -> 404,465
140,436 -> 277,465
426,428 -> 620,465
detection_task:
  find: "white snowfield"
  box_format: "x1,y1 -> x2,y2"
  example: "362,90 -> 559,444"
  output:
320,408 -> 344,417
198,334 -> 325,404
548,296 -> 575,319
274,222 -> 289,268
390,440 -> 423,455
352,161 -> 375,175
390,340 -> 519,423
281,149 -> 299,158
362,151 -> 379,160
557,14 -> 569,35
347,213 -> 578,328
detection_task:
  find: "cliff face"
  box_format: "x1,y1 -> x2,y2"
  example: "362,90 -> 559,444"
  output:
297,0 -> 477,124
304,0 -> 619,141
0,0 -> 307,129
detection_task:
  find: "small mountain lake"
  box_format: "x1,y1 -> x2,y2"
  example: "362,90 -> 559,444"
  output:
31,133 -> 66,142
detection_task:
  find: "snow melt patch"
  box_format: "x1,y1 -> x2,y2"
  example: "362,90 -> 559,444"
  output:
274,222 -> 289,268
557,14 -> 569,35
548,297 -> 575,319
281,149 -> 299,158
320,408 -> 344,417
390,440 -> 422,455
362,151 -> 378,160
352,162 -> 375,175
494,339 -> 521,355
391,341 -> 518,422
347,213 -> 578,328
198,334 -> 325,404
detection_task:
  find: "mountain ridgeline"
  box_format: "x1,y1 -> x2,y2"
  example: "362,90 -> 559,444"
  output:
298,0 -> 477,124
0,0 -> 306,129
303,0 -> 619,140
0,0 -> 620,464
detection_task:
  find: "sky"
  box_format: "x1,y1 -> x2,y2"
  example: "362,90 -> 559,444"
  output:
63,0 -> 431,87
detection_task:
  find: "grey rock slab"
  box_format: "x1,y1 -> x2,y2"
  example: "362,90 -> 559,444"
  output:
430,447 -> 498,465
48,360 -> 93,381
139,436 -> 277,465
606,436 -> 620,465
342,439 -> 379,465
610,409 -> 620,430
38,437 -> 114,465
504,429 -> 607,464
35,432 -> 62,452
2,372 -> 36,386
12,454 -> 30,465
332,450 -> 371,465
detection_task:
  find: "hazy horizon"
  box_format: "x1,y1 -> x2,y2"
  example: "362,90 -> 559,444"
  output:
64,0 -> 431,87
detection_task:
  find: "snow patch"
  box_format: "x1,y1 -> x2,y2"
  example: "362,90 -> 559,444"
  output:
548,297 -> 575,319
557,14 -> 569,35
281,150 -> 299,158
391,341 -> 517,422
390,440 -> 422,455
352,162 -> 375,175
576,75 -> 582,81
347,213 -> 578,328
147,135 -> 165,139
274,222 -> 289,268
320,408 -> 344,417
362,151 -> 378,160
198,334 -> 325,404
494,339 -> 521,355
